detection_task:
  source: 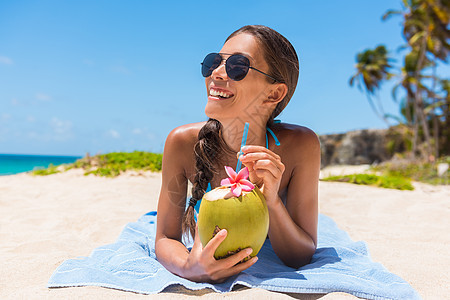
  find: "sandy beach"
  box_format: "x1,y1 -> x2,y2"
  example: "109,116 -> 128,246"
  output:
0,168 -> 449,299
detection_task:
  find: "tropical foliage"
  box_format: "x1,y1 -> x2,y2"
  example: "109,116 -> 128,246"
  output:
372,155 -> 450,185
32,151 -> 163,177
350,0 -> 450,160
321,173 -> 414,190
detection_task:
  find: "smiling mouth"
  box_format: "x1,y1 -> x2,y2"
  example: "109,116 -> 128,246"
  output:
209,88 -> 234,99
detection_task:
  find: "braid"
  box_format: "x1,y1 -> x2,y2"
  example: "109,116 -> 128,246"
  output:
182,118 -> 232,239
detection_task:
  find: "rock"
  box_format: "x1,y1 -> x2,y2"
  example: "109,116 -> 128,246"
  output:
319,129 -> 391,167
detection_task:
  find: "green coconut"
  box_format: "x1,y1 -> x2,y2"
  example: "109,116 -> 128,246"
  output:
197,185 -> 269,259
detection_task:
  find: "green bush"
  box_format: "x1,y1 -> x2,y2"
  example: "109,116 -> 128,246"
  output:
77,151 -> 163,177
32,151 -> 163,177
322,173 -> 414,190
372,156 -> 449,185
32,164 -> 61,176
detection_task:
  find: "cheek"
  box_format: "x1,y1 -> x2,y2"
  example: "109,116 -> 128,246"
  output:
237,82 -> 266,105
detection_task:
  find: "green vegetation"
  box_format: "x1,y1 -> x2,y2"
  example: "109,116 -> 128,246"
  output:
350,1 -> 450,160
322,173 -> 414,190
32,164 -> 61,176
372,156 -> 450,185
32,151 -> 163,177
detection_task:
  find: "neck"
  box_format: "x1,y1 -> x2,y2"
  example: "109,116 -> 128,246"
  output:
218,118 -> 268,153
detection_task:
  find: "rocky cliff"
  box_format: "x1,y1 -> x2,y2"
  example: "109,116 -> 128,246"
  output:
319,129 -> 392,167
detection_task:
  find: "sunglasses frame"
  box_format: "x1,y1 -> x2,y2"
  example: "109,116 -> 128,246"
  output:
201,52 -> 279,82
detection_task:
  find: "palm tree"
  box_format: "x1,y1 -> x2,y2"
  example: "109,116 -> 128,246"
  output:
382,0 -> 449,159
349,45 -> 394,123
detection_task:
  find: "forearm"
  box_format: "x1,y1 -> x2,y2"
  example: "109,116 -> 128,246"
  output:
267,197 -> 316,268
155,236 -> 190,277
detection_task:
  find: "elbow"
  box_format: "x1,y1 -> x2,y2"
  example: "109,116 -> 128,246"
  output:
281,243 -> 316,269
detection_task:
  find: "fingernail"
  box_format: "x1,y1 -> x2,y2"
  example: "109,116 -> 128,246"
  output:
252,257 -> 258,263
246,248 -> 253,255
241,146 -> 248,151
219,229 -> 227,236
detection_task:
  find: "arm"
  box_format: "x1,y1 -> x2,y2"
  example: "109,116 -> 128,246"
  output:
155,126 -> 258,282
239,128 -> 320,268
155,127 -> 191,276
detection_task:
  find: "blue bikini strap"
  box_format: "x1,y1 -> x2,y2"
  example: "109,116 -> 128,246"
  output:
265,120 -> 281,148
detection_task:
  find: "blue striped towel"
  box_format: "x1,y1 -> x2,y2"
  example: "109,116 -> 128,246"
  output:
48,212 -> 421,299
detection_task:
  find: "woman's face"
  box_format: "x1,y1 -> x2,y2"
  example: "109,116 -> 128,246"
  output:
204,33 -> 276,123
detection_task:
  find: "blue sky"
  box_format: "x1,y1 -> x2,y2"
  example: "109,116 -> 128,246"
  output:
0,1 -> 445,156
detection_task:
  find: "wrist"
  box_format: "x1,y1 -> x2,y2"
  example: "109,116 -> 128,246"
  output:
266,195 -> 283,211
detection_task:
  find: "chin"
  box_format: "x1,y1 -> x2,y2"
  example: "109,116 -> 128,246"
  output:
204,103 -> 222,120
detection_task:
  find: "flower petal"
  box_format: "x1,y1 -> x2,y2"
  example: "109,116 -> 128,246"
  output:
220,178 -> 233,186
241,185 -> 253,192
231,184 -> 242,197
224,166 -> 237,182
236,167 -> 249,181
239,179 -> 255,191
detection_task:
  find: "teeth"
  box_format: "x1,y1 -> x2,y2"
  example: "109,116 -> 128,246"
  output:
210,89 -> 232,98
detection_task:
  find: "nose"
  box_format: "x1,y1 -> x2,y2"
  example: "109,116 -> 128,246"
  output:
211,59 -> 228,81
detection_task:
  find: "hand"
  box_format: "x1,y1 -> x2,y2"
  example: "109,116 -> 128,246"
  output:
182,224 -> 258,283
238,145 -> 285,205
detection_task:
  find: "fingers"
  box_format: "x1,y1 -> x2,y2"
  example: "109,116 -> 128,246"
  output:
240,153 -> 284,179
240,150 -> 282,165
240,147 -> 283,169
203,229 -> 227,257
191,223 -> 203,253
220,247 -> 254,268
241,145 -> 281,160
212,253 -> 259,281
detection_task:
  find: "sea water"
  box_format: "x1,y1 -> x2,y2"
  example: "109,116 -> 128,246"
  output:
0,154 -> 82,175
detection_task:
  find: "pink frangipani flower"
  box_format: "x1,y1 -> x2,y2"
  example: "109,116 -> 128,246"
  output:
220,166 -> 255,197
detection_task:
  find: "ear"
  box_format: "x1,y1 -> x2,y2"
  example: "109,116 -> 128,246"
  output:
265,83 -> 288,106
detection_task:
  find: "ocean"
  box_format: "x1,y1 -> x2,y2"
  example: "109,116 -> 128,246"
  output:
0,154 -> 82,176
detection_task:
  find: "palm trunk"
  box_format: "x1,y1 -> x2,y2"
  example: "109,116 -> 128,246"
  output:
413,32 -> 432,160
431,64 -> 439,158
412,99 -> 419,158
417,93 -> 432,157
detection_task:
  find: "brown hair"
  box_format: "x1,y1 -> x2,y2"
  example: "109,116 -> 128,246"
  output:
182,25 -> 299,239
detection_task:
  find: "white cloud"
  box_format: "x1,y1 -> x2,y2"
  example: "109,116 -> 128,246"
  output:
131,128 -> 156,141
51,117 -> 72,135
107,129 -> 120,139
36,93 -> 52,101
0,55 -> 13,65
110,65 -> 131,75
146,132 -> 156,140
1,113 -> 11,122
11,98 -> 20,106
132,128 -> 142,135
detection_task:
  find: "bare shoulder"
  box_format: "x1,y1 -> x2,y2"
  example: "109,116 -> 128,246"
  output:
274,123 -> 321,182
165,121 -> 206,148
162,122 -> 206,180
275,122 -> 320,151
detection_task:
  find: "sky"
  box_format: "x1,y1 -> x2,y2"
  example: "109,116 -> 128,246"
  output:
0,1 -> 447,156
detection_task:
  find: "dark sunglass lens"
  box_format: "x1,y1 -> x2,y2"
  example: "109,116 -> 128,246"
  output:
201,53 -> 221,77
226,55 -> 249,81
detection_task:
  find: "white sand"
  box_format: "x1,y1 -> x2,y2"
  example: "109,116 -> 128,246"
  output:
0,168 -> 449,299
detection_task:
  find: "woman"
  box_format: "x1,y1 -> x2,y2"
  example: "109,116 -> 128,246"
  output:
155,25 -> 320,283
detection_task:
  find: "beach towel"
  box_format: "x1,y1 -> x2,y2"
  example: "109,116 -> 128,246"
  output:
48,212 -> 421,299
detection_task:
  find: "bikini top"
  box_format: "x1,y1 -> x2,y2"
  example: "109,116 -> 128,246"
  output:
191,120 -> 281,213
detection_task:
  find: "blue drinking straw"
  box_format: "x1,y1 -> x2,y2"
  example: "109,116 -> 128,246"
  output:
235,122 -> 249,173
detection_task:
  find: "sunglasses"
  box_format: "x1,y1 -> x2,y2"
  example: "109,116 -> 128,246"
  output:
201,52 -> 279,82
